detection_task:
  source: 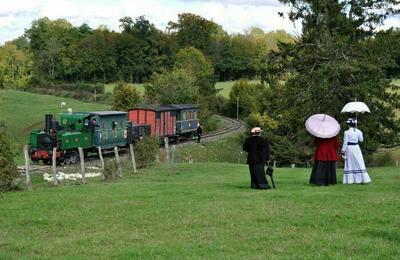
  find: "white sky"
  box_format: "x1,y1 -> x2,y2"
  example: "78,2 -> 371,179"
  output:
0,0 -> 399,45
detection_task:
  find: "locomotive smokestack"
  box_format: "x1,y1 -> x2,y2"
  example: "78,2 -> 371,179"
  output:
45,114 -> 53,133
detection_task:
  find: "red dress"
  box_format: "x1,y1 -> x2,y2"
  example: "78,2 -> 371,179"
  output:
313,137 -> 339,161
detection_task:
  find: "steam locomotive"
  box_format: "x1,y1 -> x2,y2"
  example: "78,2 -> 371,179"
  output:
29,104 -> 199,164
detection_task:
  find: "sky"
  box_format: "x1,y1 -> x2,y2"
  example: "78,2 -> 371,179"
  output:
0,0 -> 399,45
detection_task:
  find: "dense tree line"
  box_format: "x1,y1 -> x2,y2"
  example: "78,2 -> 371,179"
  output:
231,0 -> 400,164
0,14 -> 294,89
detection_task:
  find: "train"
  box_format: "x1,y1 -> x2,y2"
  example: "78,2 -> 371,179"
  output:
29,104 -> 199,164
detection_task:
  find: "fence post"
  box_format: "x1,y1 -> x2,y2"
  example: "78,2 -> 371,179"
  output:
273,160 -> 276,168
129,144 -> 137,173
98,147 -> 105,179
171,144 -> 175,164
114,146 -> 122,177
164,137 -> 170,162
23,145 -> 31,191
78,147 -> 86,184
52,147 -> 58,185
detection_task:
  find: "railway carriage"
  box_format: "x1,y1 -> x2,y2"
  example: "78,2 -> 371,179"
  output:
168,104 -> 199,138
128,104 -> 199,142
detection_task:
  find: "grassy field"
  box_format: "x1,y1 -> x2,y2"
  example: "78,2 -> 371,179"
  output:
0,90 -> 109,151
0,163 -> 399,259
105,83 -> 145,94
105,80 -> 261,98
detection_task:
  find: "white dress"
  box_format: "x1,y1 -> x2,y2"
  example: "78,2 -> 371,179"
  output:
341,128 -> 371,184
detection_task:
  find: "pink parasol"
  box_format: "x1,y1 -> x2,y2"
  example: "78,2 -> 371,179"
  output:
305,114 -> 340,138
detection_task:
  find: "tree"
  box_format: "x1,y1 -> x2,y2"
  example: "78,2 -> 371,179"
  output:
263,0 -> 400,162
25,18 -> 75,81
168,13 -> 220,57
0,42 -> 32,89
0,102 -> 18,192
112,83 -> 141,111
145,69 -> 197,104
174,47 -> 216,96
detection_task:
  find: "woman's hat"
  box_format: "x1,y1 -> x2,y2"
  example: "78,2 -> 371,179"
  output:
346,118 -> 357,124
250,127 -> 262,134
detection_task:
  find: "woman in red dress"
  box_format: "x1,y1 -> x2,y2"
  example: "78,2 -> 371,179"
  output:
309,136 -> 339,185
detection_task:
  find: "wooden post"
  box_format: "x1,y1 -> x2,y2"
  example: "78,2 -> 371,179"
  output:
129,144 -> 137,173
78,147 -> 86,184
273,160 -> 276,168
98,147 -> 105,179
52,147 -> 58,185
171,144 -> 175,164
114,147 -> 122,177
164,137 -> 170,162
23,145 -> 31,191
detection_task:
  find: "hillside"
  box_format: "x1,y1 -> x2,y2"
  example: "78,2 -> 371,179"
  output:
0,163 -> 399,258
0,90 -> 110,146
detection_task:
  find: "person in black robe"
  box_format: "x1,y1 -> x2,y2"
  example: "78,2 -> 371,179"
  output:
243,127 -> 271,189
196,123 -> 203,143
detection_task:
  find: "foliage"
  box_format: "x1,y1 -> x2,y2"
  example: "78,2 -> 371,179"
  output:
134,136 -> 159,168
7,14 -> 296,86
174,47 -> 216,96
228,80 -> 268,118
0,42 -> 32,89
0,123 -> 18,192
103,159 -> 119,181
260,0 -> 400,162
145,69 -> 197,104
168,13 -> 221,57
112,83 -> 141,111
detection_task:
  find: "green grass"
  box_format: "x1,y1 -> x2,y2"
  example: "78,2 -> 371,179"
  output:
175,134 -> 246,164
104,83 -> 145,94
0,90 -> 109,156
216,80 -> 260,98
0,163 -> 399,258
104,80 -> 260,98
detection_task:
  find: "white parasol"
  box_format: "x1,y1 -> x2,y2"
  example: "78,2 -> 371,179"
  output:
341,101 -> 370,114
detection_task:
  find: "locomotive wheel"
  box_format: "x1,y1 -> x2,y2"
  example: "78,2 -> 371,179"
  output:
63,151 -> 80,165
42,159 -> 51,165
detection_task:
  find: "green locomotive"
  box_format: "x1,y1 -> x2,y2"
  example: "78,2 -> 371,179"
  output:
29,111 -> 149,164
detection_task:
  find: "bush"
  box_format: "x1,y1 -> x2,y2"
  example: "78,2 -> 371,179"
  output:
366,151 -> 396,167
103,159 -> 119,181
134,137 -> 159,168
112,83 -> 141,111
0,124 -> 18,192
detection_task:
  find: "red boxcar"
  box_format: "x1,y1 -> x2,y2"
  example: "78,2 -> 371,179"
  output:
128,106 -> 177,137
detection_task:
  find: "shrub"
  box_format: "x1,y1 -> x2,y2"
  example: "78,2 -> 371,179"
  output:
0,124 -> 18,192
112,83 -> 141,111
134,136 -> 159,168
103,159 -> 119,181
366,151 -> 396,167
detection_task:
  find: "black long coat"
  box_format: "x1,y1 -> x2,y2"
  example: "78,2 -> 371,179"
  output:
243,135 -> 270,164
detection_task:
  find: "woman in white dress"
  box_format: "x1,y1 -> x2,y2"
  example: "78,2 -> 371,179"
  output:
341,118 -> 371,184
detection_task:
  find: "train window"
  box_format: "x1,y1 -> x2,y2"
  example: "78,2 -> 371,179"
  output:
194,111 -> 197,119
